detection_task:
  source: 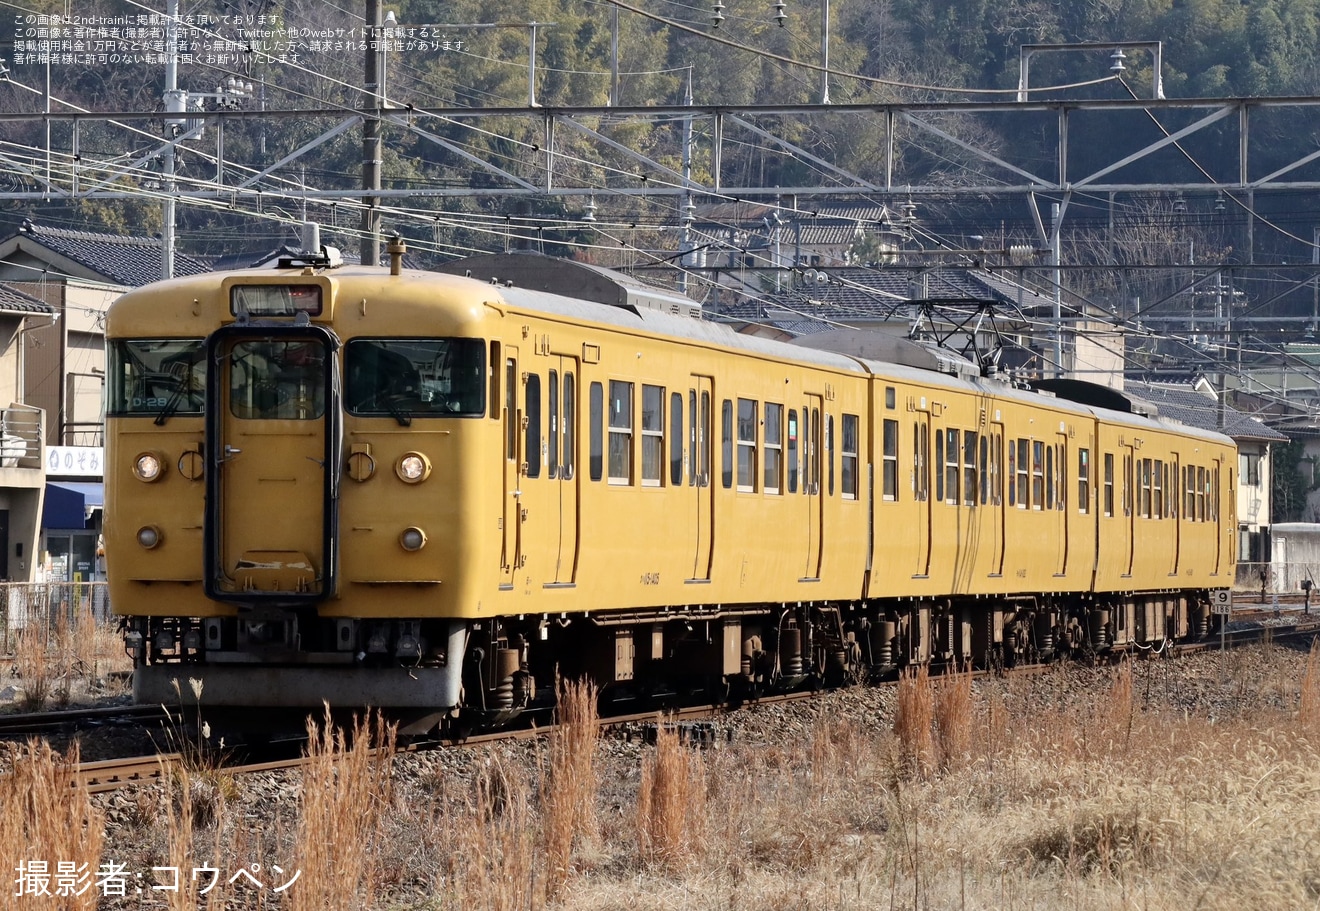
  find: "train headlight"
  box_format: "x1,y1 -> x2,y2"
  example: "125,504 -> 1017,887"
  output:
398,522 -> 425,549
395,451 -> 431,483
133,451 -> 165,482
399,526 -> 427,551
137,525 -> 162,549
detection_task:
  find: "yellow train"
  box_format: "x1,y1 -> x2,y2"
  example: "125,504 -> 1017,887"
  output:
105,244 -> 1236,726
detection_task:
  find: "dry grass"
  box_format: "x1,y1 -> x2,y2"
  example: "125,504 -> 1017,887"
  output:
542,677 -> 600,899
636,724 -> 706,871
288,708 -> 396,911
893,664 -> 934,775
0,741 -> 103,910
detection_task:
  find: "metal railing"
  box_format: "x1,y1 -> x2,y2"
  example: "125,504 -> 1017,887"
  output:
0,404 -> 43,470
1,581 -> 110,651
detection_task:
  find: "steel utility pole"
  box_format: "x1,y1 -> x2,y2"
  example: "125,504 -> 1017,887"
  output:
361,0 -> 383,267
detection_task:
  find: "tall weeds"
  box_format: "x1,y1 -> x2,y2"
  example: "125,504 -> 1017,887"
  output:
934,664 -> 974,772
894,664 -> 934,776
542,677 -> 600,900
288,708 -> 396,911
451,753 -> 541,911
1299,638 -> 1320,729
636,725 -> 705,870
0,741 -> 103,911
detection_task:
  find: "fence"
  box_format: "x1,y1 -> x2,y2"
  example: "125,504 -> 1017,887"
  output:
0,581 -> 110,652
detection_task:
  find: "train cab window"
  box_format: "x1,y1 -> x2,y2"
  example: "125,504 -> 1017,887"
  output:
737,398 -> 758,492
721,400 -> 734,489
346,338 -> 485,418
1078,449 -> 1090,514
764,403 -> 783,495
787,410 -> 799,494
1103,453 -> 1115,517
841,413 -> 859,500
609,380 -> 635,485
882,419 -> 898,501
963,431 -> 977,507
589,382 -> 604,481
670,392 -> 684,486
641,384 -> 664,487
108,339 -> 205,418
562,373 -> 576,480
228,338 -> 326,420
525,374 -> 542,478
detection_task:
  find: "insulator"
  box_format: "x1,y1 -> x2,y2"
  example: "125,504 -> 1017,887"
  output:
711,1 -> 725,27
773,1 -> 786,26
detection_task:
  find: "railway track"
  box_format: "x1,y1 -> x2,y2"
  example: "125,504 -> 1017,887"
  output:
4,609 -> 1310,795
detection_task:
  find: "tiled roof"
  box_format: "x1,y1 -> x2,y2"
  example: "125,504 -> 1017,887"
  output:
7,221 -> 210,286
0,283 -> 55,315
1125,379 -> 1289,442
713,267 -> 1053,330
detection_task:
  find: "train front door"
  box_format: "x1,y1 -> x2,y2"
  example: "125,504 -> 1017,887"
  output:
206,329 -> 338,601
689,376 -> 713,581
804,394 -> 824,579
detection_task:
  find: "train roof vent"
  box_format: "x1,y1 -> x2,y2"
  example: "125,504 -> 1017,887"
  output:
789,329 -> 981,379
1031,378 -> 1160,417
433,252 -> 702,318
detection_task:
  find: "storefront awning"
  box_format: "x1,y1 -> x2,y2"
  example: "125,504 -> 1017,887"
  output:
43,481 -> 104,530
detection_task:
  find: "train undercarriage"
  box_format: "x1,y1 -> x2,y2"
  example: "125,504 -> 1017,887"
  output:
124,590 -> 1220,733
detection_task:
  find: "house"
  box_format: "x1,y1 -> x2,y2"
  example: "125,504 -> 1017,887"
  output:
0,219 -> 210,582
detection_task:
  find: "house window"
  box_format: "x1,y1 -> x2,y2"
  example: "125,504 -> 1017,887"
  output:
1241,452 -> 1261,487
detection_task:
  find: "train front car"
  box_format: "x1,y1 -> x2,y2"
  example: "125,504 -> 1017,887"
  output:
106,248 -> 486,720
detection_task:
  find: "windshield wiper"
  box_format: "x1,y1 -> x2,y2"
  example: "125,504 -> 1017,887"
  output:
383,395 -> 411,427
153,384 -> 189,426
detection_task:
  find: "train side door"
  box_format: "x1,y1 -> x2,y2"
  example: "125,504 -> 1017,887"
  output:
689,376 -> 714,581
499,349 -> 521,589
913,410 -> 931,577
207,329 -> 337,601
804,394 -> 824,579
549,358 -> 580,584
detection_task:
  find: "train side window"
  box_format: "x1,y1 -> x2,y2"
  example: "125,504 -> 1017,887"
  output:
916,422 -> 929,501
700,391 -> 712,486
525,374 -> 542,479
787,410 -> 799,494
885,386 -> 896,409
1031,440 -> 1044,510
671,392 -> 684,486
1138,458 -> 1152,518
1078,448 -> 1090,514
1123,454 -> 1133,517
641,384 -> 664,487
1008,439 -> 1016,506
1018,440 -> 1031,508
882,419 -> 898,501
721,400 -> 734,489
993,432 -> 1003,505
1153,460 -> 1165,519
935,428 -> 945,503
1056,442 -> 1066,510
737,398 -> 758,493
826,414 -> 835,497
689,391 -> 699,486
841,413 -> 859,500
548,369 -> 559,480
1184,466 -> 1194,520
1197,466 -> 1207,521
1103,453 -> 1114,517
1045,444 -> 1054,509
589,382 -> 604,482
764,403 -> 783,495
489,341 -> 501,420
505,359 -> 517,460
562,373 -> 575,480
944,429 -> 960,505
979,433 -> 989,506
963,430 -> 977,507
609,380 -> 635,485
